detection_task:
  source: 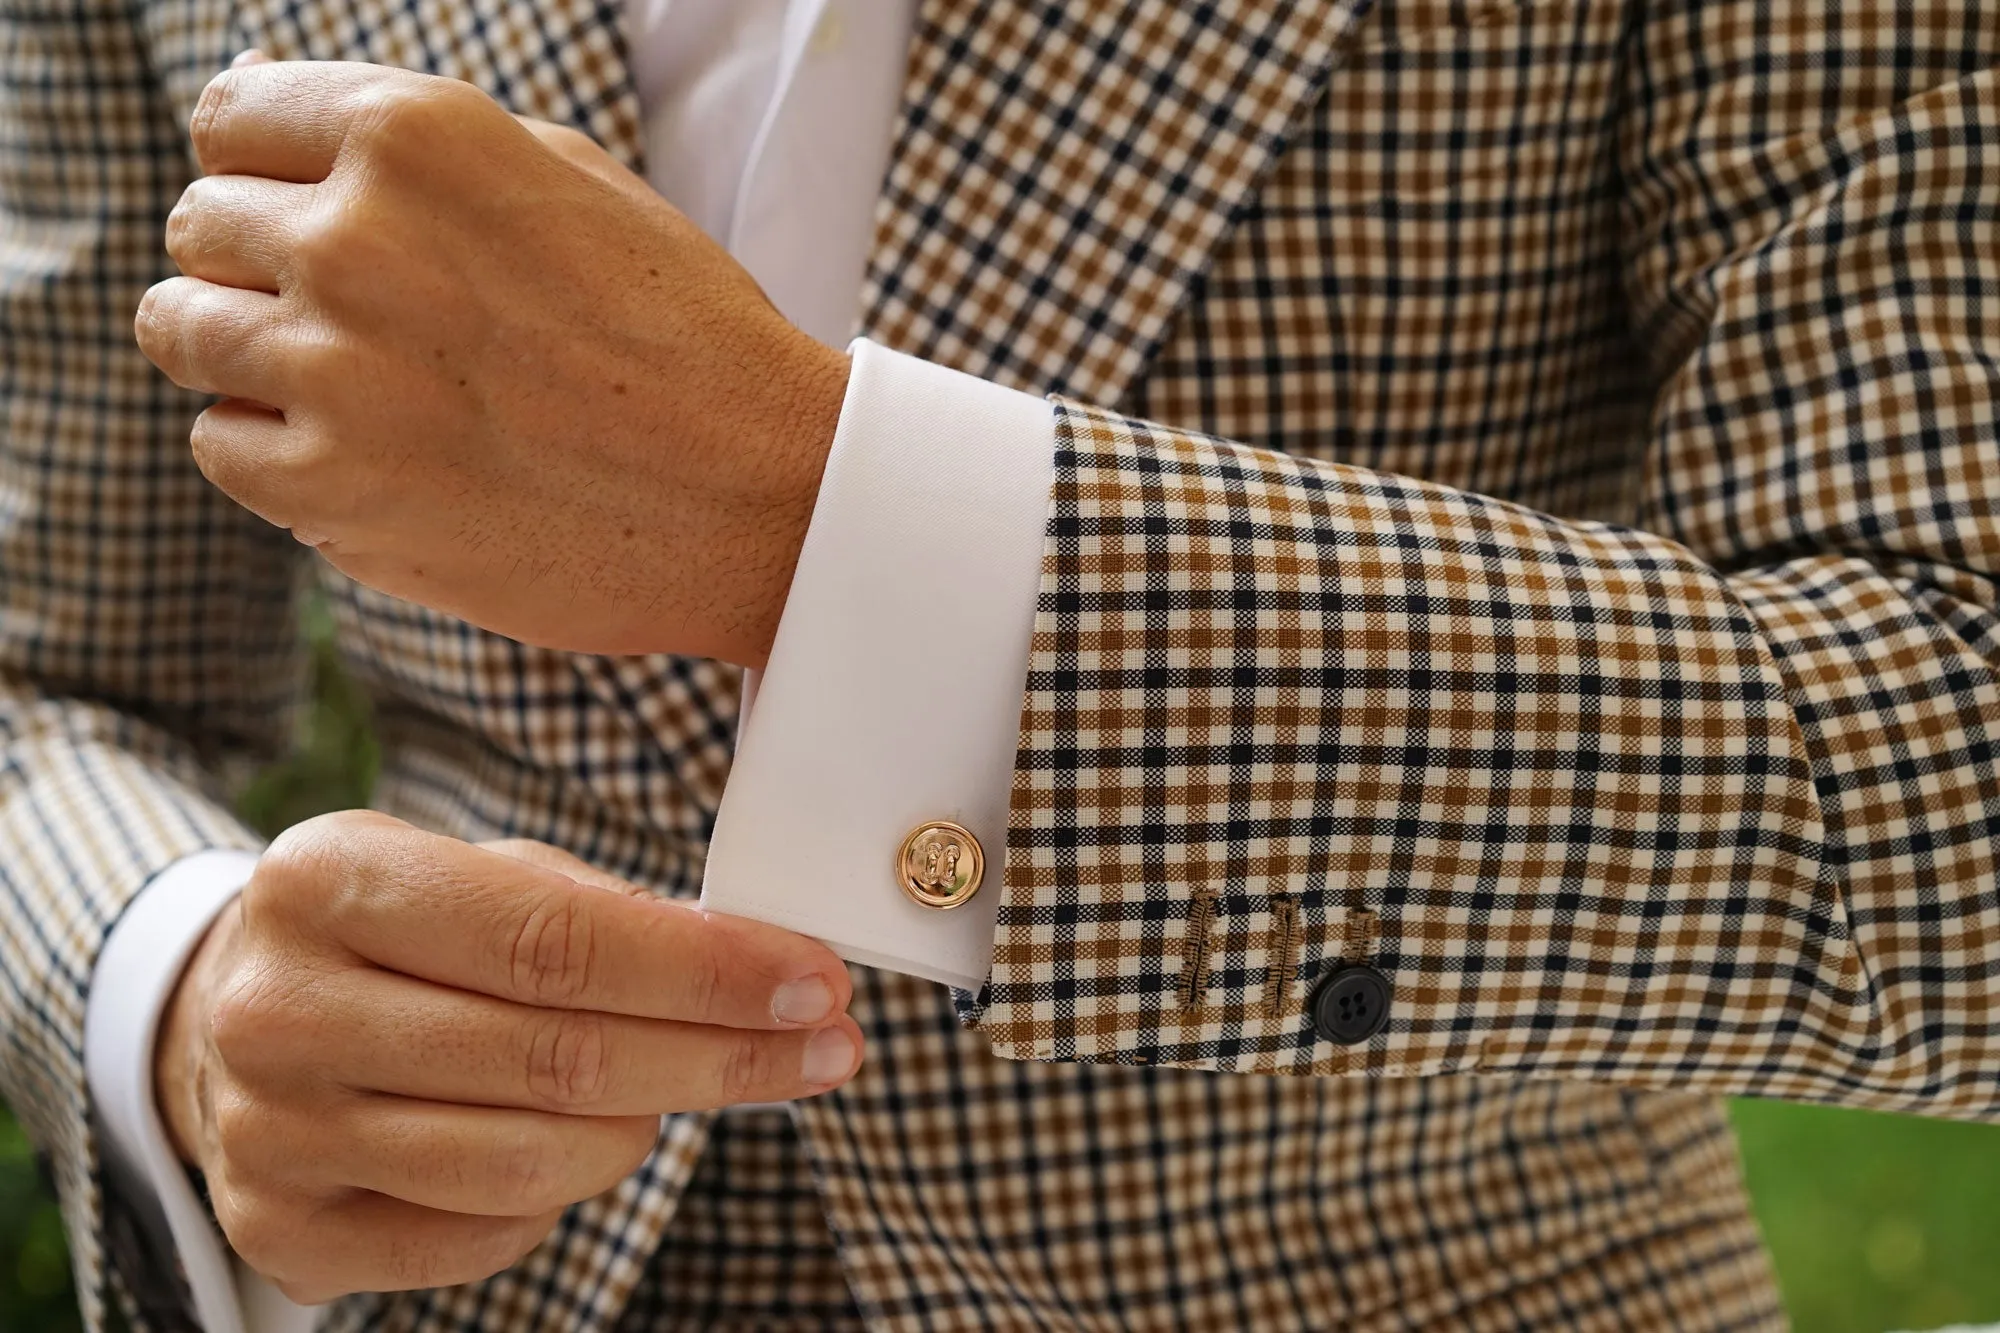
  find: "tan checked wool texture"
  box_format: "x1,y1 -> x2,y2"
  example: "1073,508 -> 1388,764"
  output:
4,0 -> 1998,1329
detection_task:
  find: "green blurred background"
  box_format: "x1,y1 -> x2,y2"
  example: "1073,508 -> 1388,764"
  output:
1,605 -> 1995,1332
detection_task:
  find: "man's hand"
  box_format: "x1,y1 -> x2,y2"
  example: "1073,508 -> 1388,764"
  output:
134,60 -> 851,667
154,811 -> 862,1304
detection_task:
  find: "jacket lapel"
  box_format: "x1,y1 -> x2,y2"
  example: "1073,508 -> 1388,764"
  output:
230,0 -> 645,170
207,0 -> 1366,405
858,0 -> 1375,406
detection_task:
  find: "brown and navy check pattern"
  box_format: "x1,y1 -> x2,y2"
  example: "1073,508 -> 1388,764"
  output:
3,0 -> 1995,1327
612,1108 -> 863,1333
973,1 -> 2000,1117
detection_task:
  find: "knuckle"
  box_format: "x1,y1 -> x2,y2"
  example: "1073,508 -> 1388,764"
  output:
673,926 -> 725,1020
717,1034 -> 775,1104
209,1088 -> 261,1157
257,810 -> 406,922
172,283 -> 229,362
186,403 -> 220,460
264,333 -> 343,436
507,892 -> 598,1007
207,964 -> 325,1083
214,1191 -> 292,1278
350,76 -> 478,156
163,178 -> 236,271
163,186 -> 201,262
189,70 -> 239,164
133,282 -> 185,362
187,405 -> 247,494
485,1132 -> 561,1212
290,208 -> 399,314
523,1010 -> 613,1109
287,203 -> 382,295
256,817 -> 346,907
349,80 -> 424,144
287,211 -> 350,288
211,1093 -> 313,1196
218,1109 -> 291,1183
209,967 -> 289,1067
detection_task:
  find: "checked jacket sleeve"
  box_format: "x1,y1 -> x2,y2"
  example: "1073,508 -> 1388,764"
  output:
0,0 -> 305,1326
973,10 -> 2000,1120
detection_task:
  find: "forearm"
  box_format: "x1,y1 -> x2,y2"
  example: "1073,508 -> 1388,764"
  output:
972,397 -> 2000,1117
698,318 -> 1997,1114
0,691 -> 271,1331
0,0 -> 305,1321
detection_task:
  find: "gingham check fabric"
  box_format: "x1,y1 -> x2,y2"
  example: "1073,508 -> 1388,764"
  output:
3,0 -> 1996,1328
964,2 -> 2000,1105
611,1108 -> 863,1332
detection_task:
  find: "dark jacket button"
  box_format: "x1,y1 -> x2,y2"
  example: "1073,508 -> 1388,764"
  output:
1308,965 -> 1392,1045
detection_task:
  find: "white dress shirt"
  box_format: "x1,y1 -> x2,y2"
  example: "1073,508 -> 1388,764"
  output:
82,1 -> 1054,1328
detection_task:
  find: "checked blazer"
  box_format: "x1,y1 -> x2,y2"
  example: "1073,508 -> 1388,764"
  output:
5,0 -> 2000,1328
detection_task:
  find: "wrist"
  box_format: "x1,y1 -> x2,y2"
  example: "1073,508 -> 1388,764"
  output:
715,335 -> 850,670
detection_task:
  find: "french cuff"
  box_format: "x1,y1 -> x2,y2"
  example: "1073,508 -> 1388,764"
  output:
700,339 -> 1054,991
84,849 -> 316,1333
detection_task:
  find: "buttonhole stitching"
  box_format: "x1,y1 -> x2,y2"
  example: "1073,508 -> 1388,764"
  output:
1177,885 -> 1220,1010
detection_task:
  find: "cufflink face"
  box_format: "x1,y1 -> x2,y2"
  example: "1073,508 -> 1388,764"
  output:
897,821 -> 983,910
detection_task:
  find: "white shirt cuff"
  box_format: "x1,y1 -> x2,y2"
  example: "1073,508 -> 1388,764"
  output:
700,339 -> 1054,990
84,848 -> 316,1333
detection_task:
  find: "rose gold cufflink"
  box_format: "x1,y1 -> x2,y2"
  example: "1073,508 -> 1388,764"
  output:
897,821 -> 983,910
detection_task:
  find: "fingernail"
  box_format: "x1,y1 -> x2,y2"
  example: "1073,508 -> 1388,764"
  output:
801,1027 -> 855,1086
771,976 -> 833,1025
231,49 -> 269,67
